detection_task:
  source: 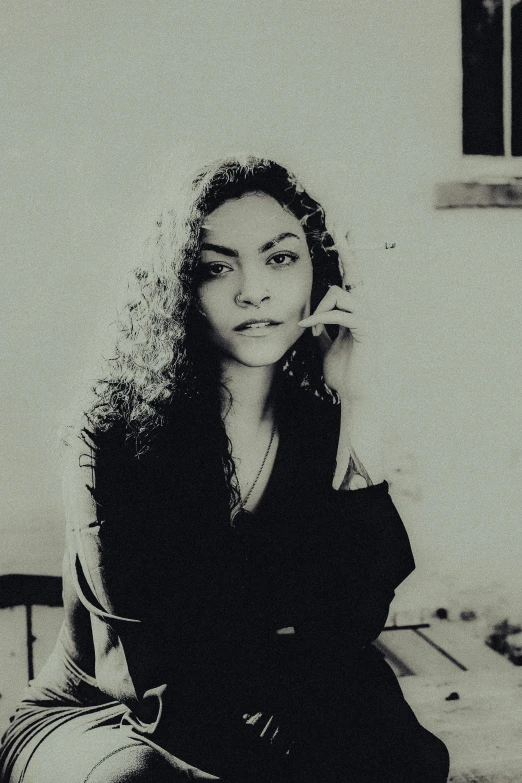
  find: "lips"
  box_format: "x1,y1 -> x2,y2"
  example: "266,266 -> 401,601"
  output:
233,319 -> 282,331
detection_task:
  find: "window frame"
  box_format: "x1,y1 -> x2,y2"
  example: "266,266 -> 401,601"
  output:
436,0 -> 522,208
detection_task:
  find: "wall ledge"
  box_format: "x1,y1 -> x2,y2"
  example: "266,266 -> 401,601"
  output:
435,179 -> 522,208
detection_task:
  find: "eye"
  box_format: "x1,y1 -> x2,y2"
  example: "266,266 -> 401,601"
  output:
199,262 -> 232,279
267,252 -> 298,268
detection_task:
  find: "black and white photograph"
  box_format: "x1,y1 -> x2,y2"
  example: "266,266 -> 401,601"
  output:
1,2 -> 522,781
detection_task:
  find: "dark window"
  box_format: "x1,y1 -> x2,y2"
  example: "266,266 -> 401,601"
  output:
512,1 -> 522,155
462,0 -> 522,156
462,0 -> 504,155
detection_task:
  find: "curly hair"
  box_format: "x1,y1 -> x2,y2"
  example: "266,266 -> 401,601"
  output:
85,156 -> 344,511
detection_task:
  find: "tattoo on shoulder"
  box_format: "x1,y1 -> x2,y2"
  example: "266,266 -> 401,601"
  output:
339,452 -> 373,491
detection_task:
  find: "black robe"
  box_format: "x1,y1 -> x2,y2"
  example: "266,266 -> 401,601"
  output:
0,390 -> 449,783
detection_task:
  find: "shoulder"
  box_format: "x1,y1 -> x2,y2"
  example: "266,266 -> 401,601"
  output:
62,413 -> 140,506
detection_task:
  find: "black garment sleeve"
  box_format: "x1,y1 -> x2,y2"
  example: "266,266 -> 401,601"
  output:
327,480 -> 416,591
295,481 -> 415,656
62,420 -> 170,716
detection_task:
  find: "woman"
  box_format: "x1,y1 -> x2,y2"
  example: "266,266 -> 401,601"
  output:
0,157 -> 449,782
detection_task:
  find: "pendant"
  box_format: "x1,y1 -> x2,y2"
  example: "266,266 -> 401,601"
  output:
230,507 -> 255,530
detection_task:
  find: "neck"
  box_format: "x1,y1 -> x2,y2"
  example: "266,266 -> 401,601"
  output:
220,359 -> 277,429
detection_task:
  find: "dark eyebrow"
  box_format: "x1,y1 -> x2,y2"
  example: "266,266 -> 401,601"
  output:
258,232 -> 301,253
200,232 -> 301,259
200,243 -> 239,258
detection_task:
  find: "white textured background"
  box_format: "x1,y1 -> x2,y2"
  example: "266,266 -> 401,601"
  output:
2,0 -> 522,623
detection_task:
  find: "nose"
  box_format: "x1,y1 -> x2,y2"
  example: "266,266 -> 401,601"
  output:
235,270 -> 271,308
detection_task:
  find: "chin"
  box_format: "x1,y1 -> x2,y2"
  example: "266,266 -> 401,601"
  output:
211,327 -> 304,369
223,338 -> 297,369
230,348 -> 288,368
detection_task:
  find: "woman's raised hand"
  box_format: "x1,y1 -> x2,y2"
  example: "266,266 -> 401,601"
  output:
298,283 -> 375,405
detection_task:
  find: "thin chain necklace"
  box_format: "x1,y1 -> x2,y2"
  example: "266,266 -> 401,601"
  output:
230,421 -> 277,527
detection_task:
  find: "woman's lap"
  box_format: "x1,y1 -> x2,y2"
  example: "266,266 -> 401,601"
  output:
3,704 -> 220,783
1,654 -> 449,783
3,703 -> 449,783
24,730 -> 219,783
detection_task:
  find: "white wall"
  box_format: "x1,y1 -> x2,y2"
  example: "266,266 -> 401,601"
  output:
2,0 -> 522,620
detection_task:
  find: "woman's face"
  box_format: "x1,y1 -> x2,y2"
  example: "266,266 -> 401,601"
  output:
197,193 -> 313,368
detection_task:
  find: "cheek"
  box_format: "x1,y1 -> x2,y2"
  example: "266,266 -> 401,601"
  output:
289,267 -> 313,316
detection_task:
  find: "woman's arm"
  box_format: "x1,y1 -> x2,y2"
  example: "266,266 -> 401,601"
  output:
61,419 -> 164,713
332,398 -> 385,490
297,284 -> 386,490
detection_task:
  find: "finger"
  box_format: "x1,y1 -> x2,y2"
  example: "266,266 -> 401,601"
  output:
298,311 -> 361,329
311,285 -> 359,315
337,228 -> 365,289
312,285 -> 345,313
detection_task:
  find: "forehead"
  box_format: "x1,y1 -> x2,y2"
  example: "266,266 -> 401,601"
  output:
201,193 -> 305,247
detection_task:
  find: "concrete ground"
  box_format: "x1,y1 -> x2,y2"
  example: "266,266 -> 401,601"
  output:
400,670 -> 522,783
379,622 -> 522,782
